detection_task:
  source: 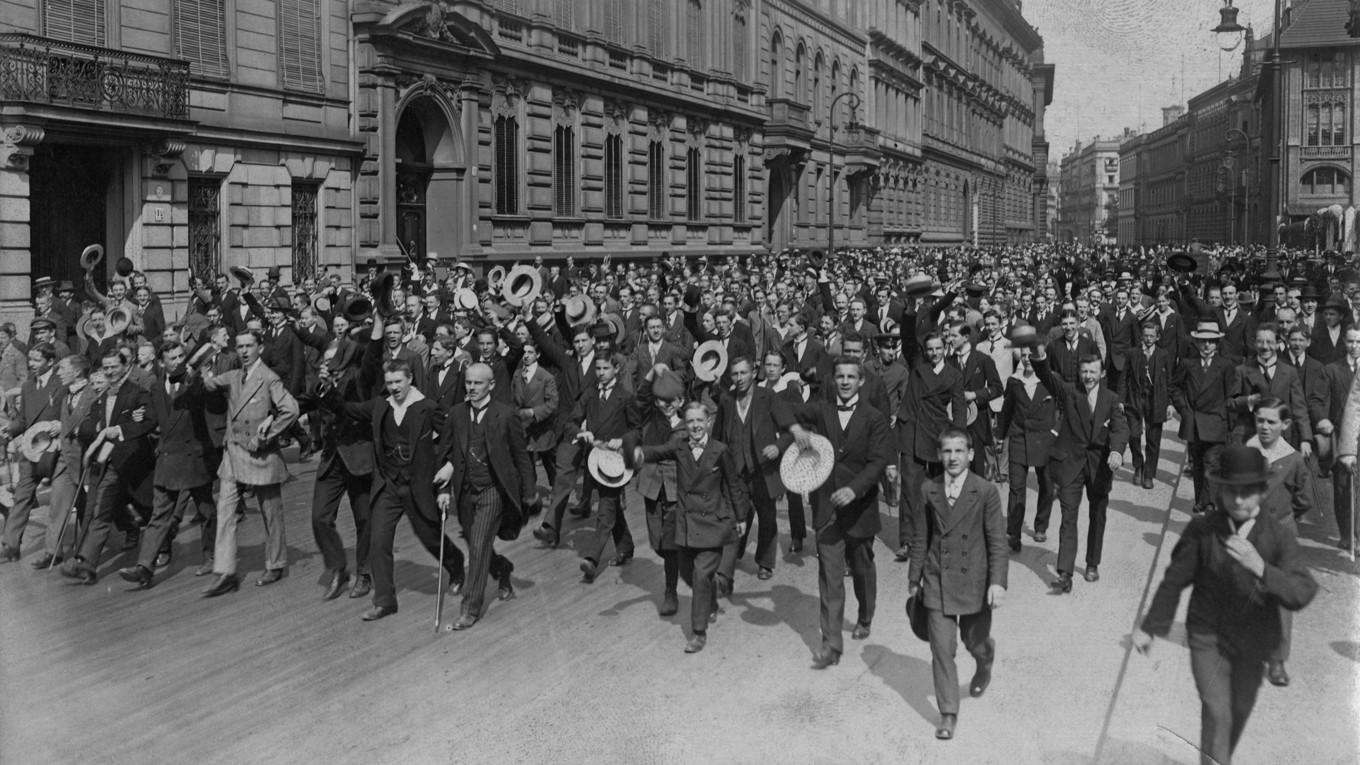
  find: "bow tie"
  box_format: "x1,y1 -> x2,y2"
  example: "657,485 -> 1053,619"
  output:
837,403 -> 856,412
689,440 -> 706,451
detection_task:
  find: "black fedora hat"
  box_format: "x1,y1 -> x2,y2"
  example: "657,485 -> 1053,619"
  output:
1211,445 -> 1269,487
1166,252 -> 1197,273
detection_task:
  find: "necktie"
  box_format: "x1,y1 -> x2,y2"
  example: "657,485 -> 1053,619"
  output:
837,403 -> 855,412
1262,365 -> 1273,381
470,405 -> 486,424
946,483 -> 957,507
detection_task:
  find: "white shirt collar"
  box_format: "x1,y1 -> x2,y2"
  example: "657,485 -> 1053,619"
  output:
387,387 -> 426,424
1246,434 -> 1295,461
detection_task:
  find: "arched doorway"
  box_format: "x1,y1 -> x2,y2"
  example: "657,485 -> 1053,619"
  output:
394,96 -> 464,261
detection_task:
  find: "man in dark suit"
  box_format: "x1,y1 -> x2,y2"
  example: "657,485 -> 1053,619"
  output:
631,314 -> 688,391
1309,295 -> 1349,365
338,354 -> 465,621
636,400 -> 749,653
713,356 -> 789,586
463,322 -> 524,406
1049,310 -> 1099,384
685,306 -> 755,365
434,363 -> 535,631
1100,286 -> 1142,395
1282,326 -> 1329,443
839,296 -> 880,338
304,336 -> 382,600
779,357 -> 891,668
0,342 -> 64,563
117,341 -> 217,587
945,321 -> 1002,477
780,314 -> 833,399
1032,342 -> 1129,592
511,339 -> 559,510
60,349 -> 158,583
1230,324 -> 1311,451
1172,322 -> 1241,515
895,310 -> 966,562
907,428 -> 1008,740
528,316 -> 604,521
426,335 -> 468,428
997,346 -> 1056,551
1127,321 -> 1174,489
1323,327 -> 1360,550
380,318 -> 427,395
1181,281 -> 1256,363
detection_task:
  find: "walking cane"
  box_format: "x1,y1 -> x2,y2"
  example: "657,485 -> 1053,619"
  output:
434,505 -> 448,632
70,438 -> 114,558
1350,465 -> 1357,564
48,459 -> 94,570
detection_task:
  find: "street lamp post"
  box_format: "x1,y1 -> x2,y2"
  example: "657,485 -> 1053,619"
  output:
827,90 -> 862,258
1223,127 -> 1250,244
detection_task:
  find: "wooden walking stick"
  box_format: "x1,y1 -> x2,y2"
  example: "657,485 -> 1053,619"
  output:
48,459 -> 94,570
434,505 -> 448,632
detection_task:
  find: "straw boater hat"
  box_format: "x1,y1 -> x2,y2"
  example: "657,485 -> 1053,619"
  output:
587,447 -> 633,489
1009,324 -> 1039,348
19,423 -> 57,463
779,433 -> 835,495
451,288 -> 479,312
692,339 -> 728,382
79,244 -> 104,271
563,295 -> 598,327
1189,320 -> 1224,341
902,273 -> 936,297
501,264 -> 543,307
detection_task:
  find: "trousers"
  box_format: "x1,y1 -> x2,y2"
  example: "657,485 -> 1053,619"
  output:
926,606 -> 994,716
457,485 -> 511,618
213,476 -> 286,577
368,481 -> 464,610
310,457 -> 372,576
1189,631 -> 1264,765
682,546 -> 722,634
815,521 -> 876,655
140,483 -> 214,571
1006,461 -> 1053,542
1054,455 -> 1112,575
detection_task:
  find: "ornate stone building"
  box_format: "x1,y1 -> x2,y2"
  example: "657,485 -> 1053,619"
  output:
0,0 -> 360,325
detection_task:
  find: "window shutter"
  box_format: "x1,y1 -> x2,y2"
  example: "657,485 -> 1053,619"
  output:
280,0 -> 323,93
175,0 -> 229,78
44,0 -> 106,46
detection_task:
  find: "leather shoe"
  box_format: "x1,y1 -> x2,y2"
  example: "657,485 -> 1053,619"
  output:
757,567 -> 773,580
568,503 -> 591,518
970,664 -> 993,697
203,574 -> 240,597
0,544 -> 20,563
609,552 -> 633,567
497,578 -> 516,601
894,545 -> 911,562
659,590 -> 679,616
935,713 -> 957,740
1033,531 -> 1047,543
1008,538 -> 1021,553
579,558 -> 598,583
1084,566 -> 1100,583
193,558 -> 215,577
1050,573 -> 1073,594
361,605 -> 397,621
118,564 -> 153,589
715,573 -> 733,598
851,622 -> 871,640
60,558 -> 97,585
789,538 -> 803,554
323,570 -> 350,601
349,573 -> 372,599
1141,476 -> 1155,490
255,568 -> 286,587
684,633 -> 707,653
30,552 -> 58,569
810,648 -> 841,669
448,578 -> 465,596
154,550 -> 172,569
121,526 -> 141,552
450,614 -> 478,631
532,525 -> 559,548
1267,661 -> 1290,687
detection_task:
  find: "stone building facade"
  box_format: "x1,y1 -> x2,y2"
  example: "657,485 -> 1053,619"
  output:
0,0 -> 360,326
1056,136 -> 1121,245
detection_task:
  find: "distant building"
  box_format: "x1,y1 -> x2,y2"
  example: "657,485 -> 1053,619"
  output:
1057,136 -> 1122,245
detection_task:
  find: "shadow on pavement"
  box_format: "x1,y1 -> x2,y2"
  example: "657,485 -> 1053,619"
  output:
859,643 -> 936,726
1330,640 -> 1360,662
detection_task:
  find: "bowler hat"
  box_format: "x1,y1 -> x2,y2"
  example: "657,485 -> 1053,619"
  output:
57,280 -> 75,293
651,369 -> 685,402
1321,294 -> 1349,313
905,592 -> 929,642
1009,324 -> 1038,348
1211,445 -> 1269,487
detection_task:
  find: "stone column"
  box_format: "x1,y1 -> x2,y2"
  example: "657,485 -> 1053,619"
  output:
0,126 -> 42,327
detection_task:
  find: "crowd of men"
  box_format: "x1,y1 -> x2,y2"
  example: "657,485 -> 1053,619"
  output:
0,243 -> 1355,748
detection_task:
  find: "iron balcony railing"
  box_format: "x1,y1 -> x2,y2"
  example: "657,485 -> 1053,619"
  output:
0,33 -> 191,120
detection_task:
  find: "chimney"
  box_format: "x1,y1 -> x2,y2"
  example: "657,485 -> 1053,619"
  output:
1162,105 -> 1185,126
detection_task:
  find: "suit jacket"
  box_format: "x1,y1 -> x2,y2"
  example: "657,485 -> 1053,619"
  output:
640,438 -> 747,548
1033,356 -> 1129,484
80,379 -> 157,503
867,356 -> 910,417
1336,359 -> 1360,457
897,310 -> 966,461
1141,510 -> 1316,662
1100,305 -> 1141,373
352,394 -> 441,521
439,399 -> 536,537
1281,352 -> 1329,430
1171,355 -> 1239,444
149,373 -> 217,490
685,310 -> 755,365
1152,310 -> 1183,366
635,385 -> 686,502
1128,344 -> 1172,424
528,317 -> 589,409
780,335 -> 833,397
5,370 -> 64,438
1048,335 -> 1099,384
382,346 -> 427,395
839,318 -> 880,339
997,375 -> 1057,467
200,360 -> 299,486
713,384 -> 791,500
1323,358 -> 1359,430
511,364 -> 560,453
1309,323 -> 1346,365
563,381 -> 640,445
777,399 -> 890,539
427,357 -> 469,423
1231,361 -> 1312,444
948,348 -> 1002,422
631,339 -> 688,390
908,472 -> 1008,616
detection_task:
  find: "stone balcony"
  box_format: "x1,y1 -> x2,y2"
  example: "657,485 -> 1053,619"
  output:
763,97 -> 814,167
840,123 -> 881,176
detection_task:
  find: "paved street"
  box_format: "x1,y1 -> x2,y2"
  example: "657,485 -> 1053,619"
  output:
1,432 -> 1357,764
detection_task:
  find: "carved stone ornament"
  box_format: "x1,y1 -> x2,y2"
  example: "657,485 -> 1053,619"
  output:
2,125 -> 45,172
420,2 -> 455,42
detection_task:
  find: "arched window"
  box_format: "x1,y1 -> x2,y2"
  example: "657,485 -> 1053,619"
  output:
769,33 -> 782,98
794,43 -> 805,104
1301,167 -> 1351,196
813,52 -> 824,118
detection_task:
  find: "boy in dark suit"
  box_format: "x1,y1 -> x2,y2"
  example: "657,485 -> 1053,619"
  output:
1128,321 -> 1174,488
997,345 -> 1056,551
1173,321 -> 1241,515
907,428 -> 1008,740
635,401 -> 748,653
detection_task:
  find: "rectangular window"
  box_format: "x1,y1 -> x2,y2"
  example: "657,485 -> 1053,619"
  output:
279,0 -> 323,93
175,0 -> 229,78
648,140 -> 666,219
686,146 -> 702,221
188,176 -> 222,278
554,125 -> 576,217
733,152 -> 746,223
494,116 -> 519,215
605,134 -> 624,219
291,181 -> 319,280
43,0 -> 105,45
